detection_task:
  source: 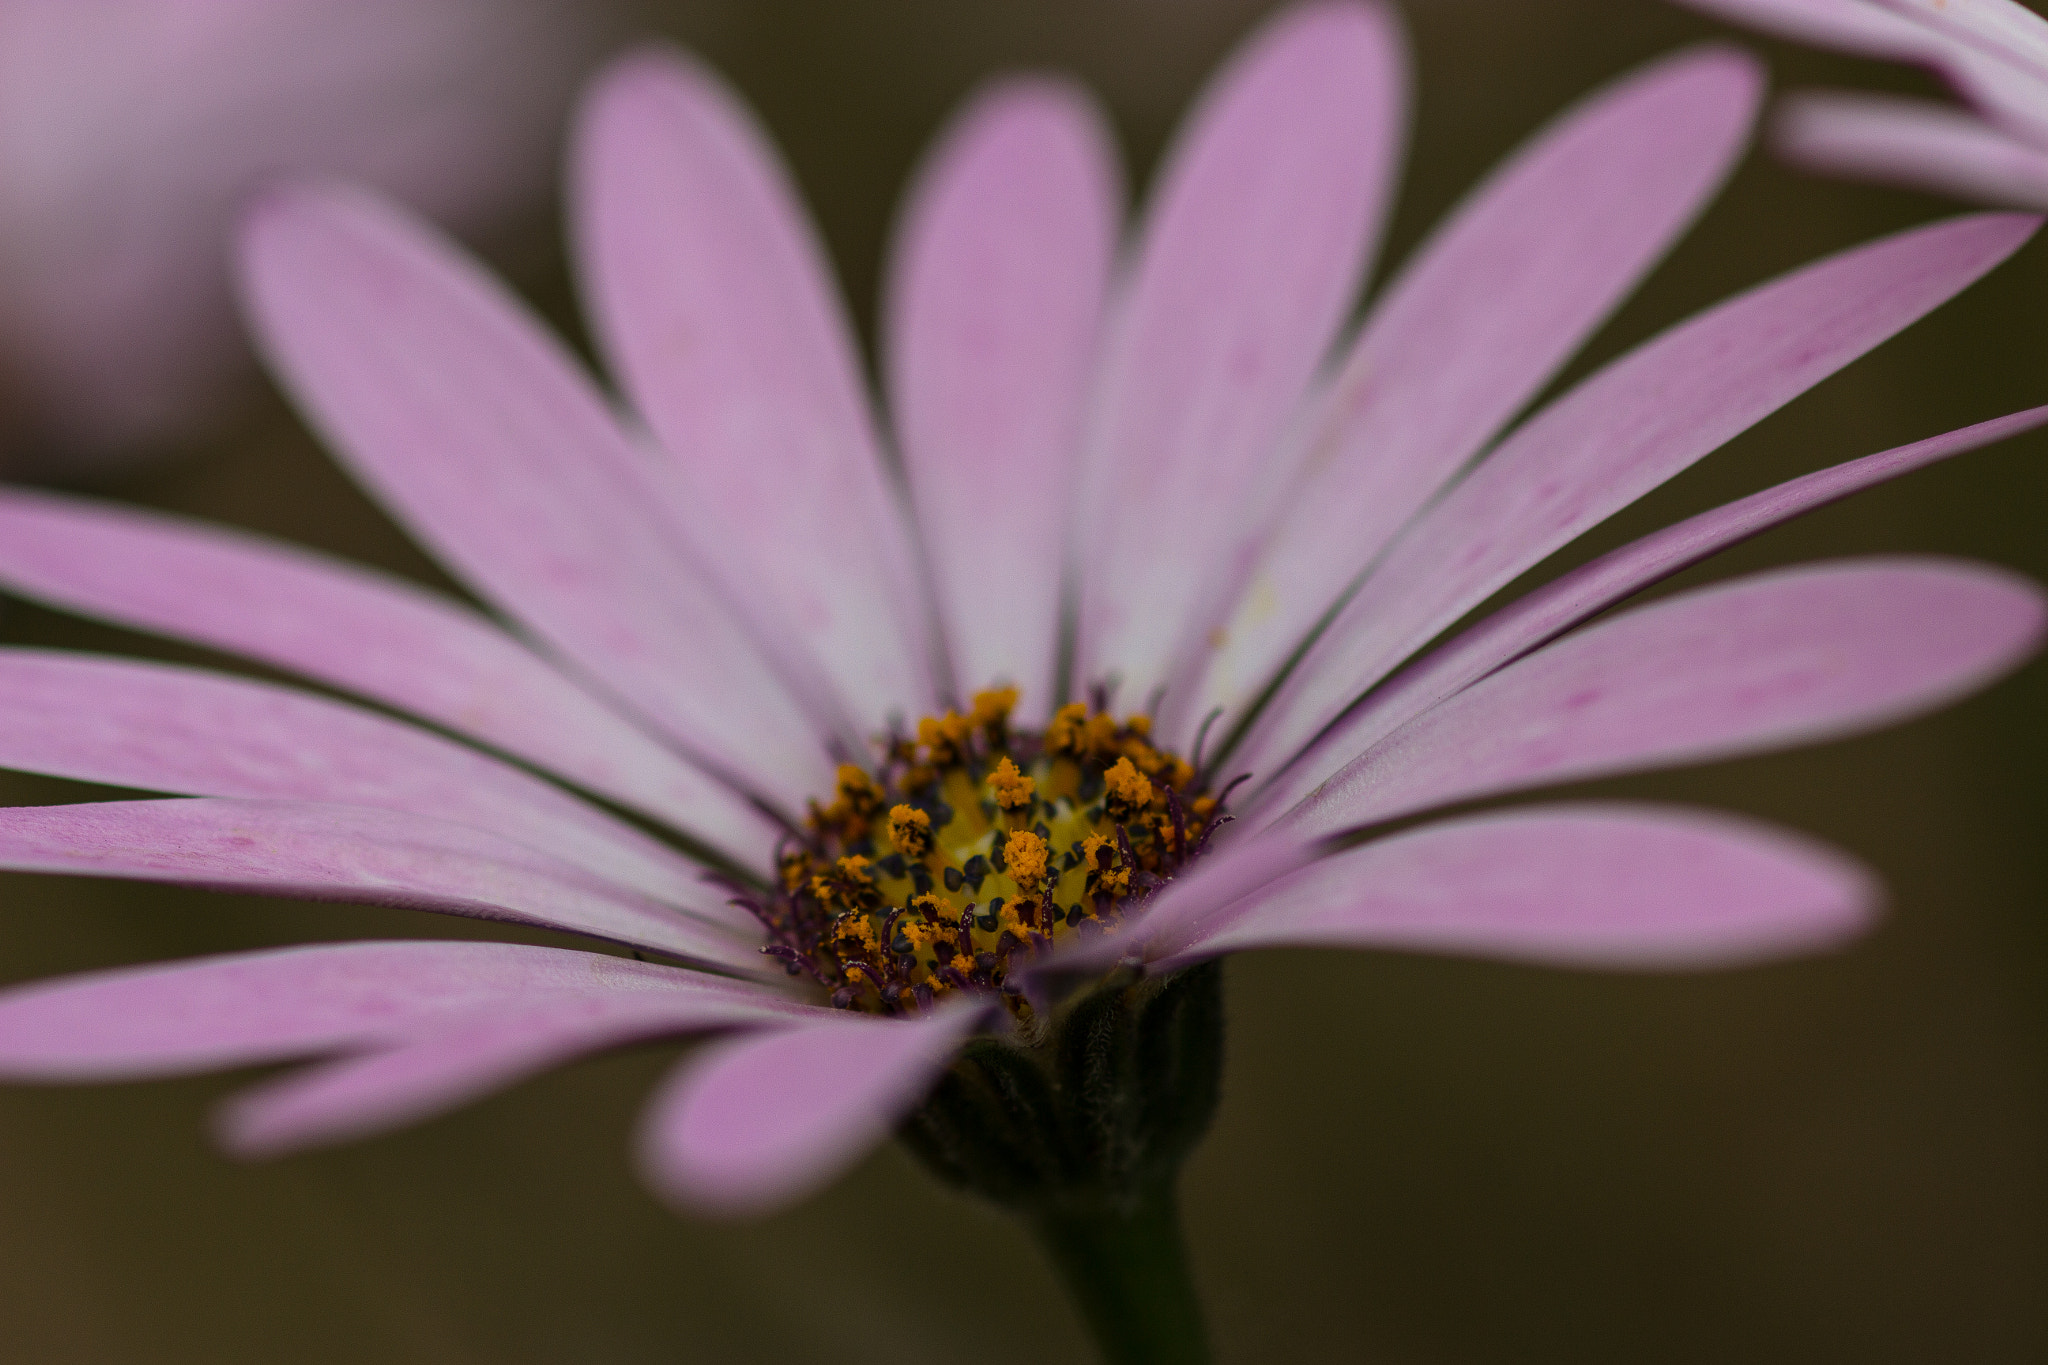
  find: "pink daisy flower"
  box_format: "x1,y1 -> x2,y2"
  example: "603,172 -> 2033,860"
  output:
1677,0 -> 2048,208
0,3 -> 2042,1353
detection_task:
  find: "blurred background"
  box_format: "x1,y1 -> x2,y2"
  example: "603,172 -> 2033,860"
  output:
0,0 -> 2041,1360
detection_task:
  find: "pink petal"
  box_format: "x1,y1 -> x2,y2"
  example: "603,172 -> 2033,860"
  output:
1676,0 -> 2048,145
639,995 -> 993,1216
235,180 -> 831,811
1283,559 -> 2046,839
1675,0 -> 1945,58
1233,212 -> 2040,780
571,48 -> 933,734
1776,91 -> 2048,208
1073,0 -> 1408,706
0,649 -> 742,919
0,939 -> 793,1080
1174,46 -> 1762,738
1882,0 -> 2048,78
1033,826 -> 1317,981
1156,804 -> 1877,971
0,799 -> 758,967
218,988 -> 820,1158
1258,404 -> 2048,815
0,489 -> 777,866
883,78 -> 1120,720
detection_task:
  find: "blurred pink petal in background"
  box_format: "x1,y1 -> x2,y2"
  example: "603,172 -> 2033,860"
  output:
1677,0 -> 2048,207
0,0 -> 612,470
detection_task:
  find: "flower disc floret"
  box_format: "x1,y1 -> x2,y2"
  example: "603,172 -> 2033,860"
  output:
740,690 -> 1229,1018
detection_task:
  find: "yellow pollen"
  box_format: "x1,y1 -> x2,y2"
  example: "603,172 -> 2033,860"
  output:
1104,757 -> 1153,819
1080,833 -> 1130,896
1003,829 -> 1050,892
917,711 -> 972,766
970,686 -> 1018,732
887,804 -> 933,857
780,690 -> 1225,1017
987,757 -> 1036,813
1045,702 -> 1089,758
833,914 -> 879,953
778,851 -> 814,892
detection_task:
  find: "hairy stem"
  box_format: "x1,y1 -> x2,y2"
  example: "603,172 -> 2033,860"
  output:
1028,1179 -> 1211,1365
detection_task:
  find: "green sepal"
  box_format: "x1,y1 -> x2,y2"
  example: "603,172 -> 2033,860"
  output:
897,960 -> 1225,1211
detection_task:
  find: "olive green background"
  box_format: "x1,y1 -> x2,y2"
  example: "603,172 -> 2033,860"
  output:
0,1 -> 2042,1359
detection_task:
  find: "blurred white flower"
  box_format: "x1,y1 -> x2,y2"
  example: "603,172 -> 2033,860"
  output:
0,0 -> 612,471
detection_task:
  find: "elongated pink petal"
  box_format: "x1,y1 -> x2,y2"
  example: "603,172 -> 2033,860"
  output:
1676,0 -> 2048,145
1173,47 -> 1761,738
1258,405 -> 2048,815
0,489 -> 774,863
1882,0 -> 2048,78
236,181 -> 830,810
1074,0 -> 1408,706
0,490 -> 777,866
0,649 -> 743,920
1777,91 -> 2048,208
0,940 -> 795,1080
1676,0 -> 1944,57
1155,805 -> 1877,971
0,800 -> 757,967
1032,827 -> 1317,982
219,989 -> 820,1158
639,995 -> 993,1216
572,47 -> 932,734
1283,559 -> 2045,839
883,79 -> 1120,720
1234,212 -> 2039,779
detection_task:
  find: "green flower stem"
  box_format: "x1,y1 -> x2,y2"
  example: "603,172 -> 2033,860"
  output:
899,962 -> 1228,1364
1028,1178 -> 1212,1365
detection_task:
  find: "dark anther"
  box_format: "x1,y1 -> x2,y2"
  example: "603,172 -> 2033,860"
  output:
912,982 -> 934,1010
933,939 -> 956,965
1078,769 -> 1105,802
1190,812 -> 1234,858
989,840 -> 1008,873
963,854 -> 989,891
877,853 -> 907,879
846,836 -> 875,858
927,801 -> 955,827
1060,848 -> 1080,871
978,899 -> 1003,933
1214,771 -> 1254,810
830,986 -> 860,1009
1067,904 -> 1088,926
911,867 -> 934,895
1032,821 -> 1051,841
943,866 -> 964,892
881,984 -> 905,1011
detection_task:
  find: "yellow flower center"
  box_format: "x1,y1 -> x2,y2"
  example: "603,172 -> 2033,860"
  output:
748,688 -> 1223,1018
